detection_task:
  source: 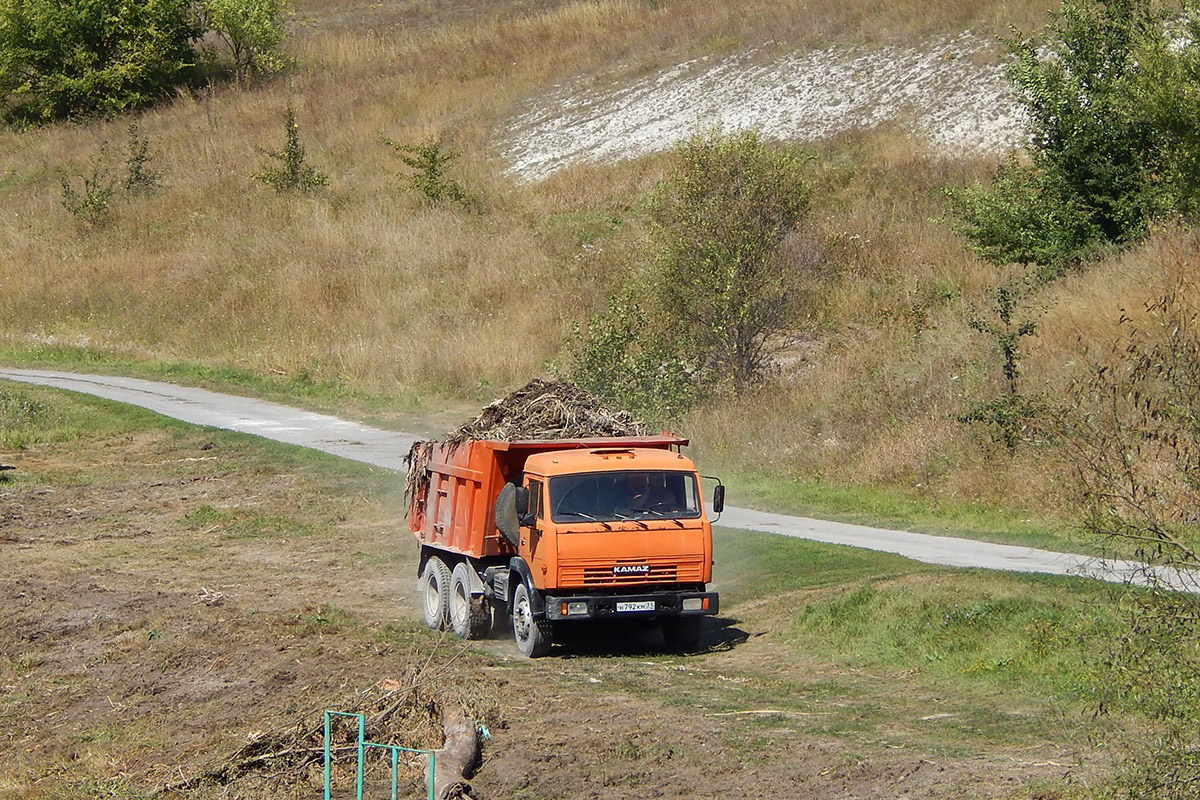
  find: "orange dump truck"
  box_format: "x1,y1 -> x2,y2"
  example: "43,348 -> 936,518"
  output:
406,435 -> 723,657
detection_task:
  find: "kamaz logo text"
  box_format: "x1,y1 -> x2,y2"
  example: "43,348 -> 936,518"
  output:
613,564 -> 651,575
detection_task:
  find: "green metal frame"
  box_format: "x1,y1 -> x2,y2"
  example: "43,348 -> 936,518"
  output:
323,710 -> 436,800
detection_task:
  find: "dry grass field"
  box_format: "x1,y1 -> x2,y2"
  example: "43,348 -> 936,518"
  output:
5,0 -> 1194,523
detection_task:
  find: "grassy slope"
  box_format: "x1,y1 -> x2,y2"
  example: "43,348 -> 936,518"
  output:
4,0 -> 1192,546
0,380 -> 1134,797
713,527 -> 1125,758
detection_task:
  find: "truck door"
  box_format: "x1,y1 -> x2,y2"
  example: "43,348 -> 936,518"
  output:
522,477 -> 549,588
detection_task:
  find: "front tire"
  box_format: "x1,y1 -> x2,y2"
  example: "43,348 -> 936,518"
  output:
450,562 -> 491,640
512,582 -> 552,658
420,557 -> 451,631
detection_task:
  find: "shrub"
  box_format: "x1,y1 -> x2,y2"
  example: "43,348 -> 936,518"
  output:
195,0 -> 290,84
61,157 -> 117,227
649,129 -> 811,392
123,122 -> 161,195
563,290 -> 699,424
254,104 -> 328,192
956,279 -> 1045,453
948,0 -> 1174,271
0,0 -> 199,124
385,138 -> 477,210
1059,286 -> 1200,799
947,157 -> 1099,275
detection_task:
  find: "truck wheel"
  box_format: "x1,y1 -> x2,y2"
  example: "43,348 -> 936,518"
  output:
661,616 -> 702,653
512,583 -> 552,658
420,557 -> 451,631
450,562 -> 491,640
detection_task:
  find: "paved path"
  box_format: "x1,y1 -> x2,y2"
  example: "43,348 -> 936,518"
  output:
0,367 -> 1168,588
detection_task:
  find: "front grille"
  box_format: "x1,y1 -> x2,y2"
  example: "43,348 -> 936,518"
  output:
559,557 -> 704,587
583,564 -> 677,585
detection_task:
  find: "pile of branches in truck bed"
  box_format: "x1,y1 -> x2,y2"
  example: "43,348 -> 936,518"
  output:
404,378 -> 646,505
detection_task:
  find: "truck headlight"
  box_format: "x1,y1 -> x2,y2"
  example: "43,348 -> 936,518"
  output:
567,602 -> 588,616
683,598 -> 703,611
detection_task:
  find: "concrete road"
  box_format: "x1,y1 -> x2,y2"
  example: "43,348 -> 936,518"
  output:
0,367 -> 1170,588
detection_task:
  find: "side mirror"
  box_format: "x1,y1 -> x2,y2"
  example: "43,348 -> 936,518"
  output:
712,484 -> 725,514
515,486 -> 537,526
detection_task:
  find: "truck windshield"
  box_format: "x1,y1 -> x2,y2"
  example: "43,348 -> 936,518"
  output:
549,470 -> 701,524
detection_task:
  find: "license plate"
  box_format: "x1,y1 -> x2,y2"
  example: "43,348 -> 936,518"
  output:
616,601 -> 655,613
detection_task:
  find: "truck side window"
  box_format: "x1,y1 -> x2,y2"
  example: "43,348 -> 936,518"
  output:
527,479 -> 543,520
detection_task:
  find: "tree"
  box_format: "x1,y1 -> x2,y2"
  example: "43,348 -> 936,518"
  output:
196,0 -> 289,84
253,104 -> 327,192
0,0 -> 199,123
649,130 -> 811,392
948,0 -> 1169,271
1059,286 -> 1200,798
1134,4 -> 1200,219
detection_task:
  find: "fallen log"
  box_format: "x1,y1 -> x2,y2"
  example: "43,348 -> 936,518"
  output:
425,705 -> 481,800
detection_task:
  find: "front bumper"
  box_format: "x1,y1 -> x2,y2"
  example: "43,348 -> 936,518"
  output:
544,590 -> 718,621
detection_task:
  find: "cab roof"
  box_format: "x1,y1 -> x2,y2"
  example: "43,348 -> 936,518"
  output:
524,446 -> 695,476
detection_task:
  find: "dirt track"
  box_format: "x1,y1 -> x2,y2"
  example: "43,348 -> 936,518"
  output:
0,368 -> 1156,586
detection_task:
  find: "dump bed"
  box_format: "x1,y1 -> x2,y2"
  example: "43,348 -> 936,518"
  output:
407,435 -> 688,559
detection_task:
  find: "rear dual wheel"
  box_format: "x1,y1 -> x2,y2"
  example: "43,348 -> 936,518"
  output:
423,557 -> 492,639
420,557 -> 451,630
449,562 -> 491,640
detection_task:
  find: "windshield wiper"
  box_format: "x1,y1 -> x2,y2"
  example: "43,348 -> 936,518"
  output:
639,509 -> 686,527
611,512 -> 649,530
558,511 -> 612,530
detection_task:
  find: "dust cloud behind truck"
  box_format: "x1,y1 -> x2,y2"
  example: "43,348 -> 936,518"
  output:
405,434 -> 724,657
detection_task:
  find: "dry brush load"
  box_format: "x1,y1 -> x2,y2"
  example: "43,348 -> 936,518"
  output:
403,378 -> 648,507
156,638 -> 495,799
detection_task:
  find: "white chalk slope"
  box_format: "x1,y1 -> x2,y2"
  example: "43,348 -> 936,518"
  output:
501,33 -> 1024,180
3,368 -> 1177,590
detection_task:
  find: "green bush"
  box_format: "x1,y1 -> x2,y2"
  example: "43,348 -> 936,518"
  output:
0,0 -> 199,124
386,138 -> 477,210
563,290 -> 698,424
948,0 -> 1184,271
123,122 -> 161,195
61,156 -> 117,226
196,0 -> 290,84
649,130 -> 812,392
956,281 -> 1043,453
563,131 -> 815,412
254,104 -> 327,192
947,157 -> 1099,274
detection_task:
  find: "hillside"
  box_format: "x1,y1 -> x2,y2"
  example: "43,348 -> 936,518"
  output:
9,2 -> 1200,797
1,0 -> 1187,527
